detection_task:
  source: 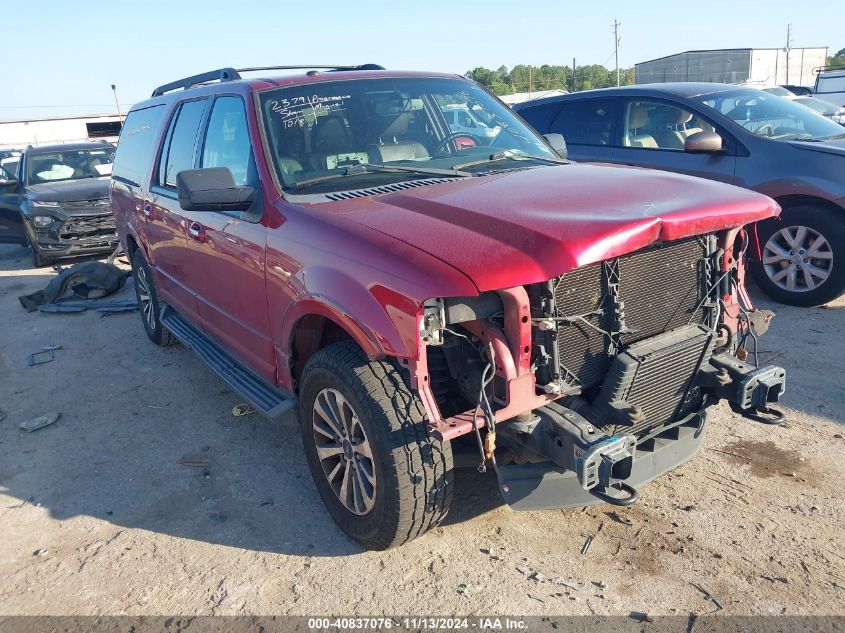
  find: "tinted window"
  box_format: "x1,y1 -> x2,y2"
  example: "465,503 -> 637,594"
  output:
160,99 -> 207,188
551,99 -> 616,146
201,96 -> 253,186
516,101 -> 564,133
112,105 -> 165,186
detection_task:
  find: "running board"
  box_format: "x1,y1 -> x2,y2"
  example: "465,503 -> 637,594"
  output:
160,305 -> 296,419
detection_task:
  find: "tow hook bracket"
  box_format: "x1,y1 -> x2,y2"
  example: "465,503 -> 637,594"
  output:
703,353 -> 786,424
497,404 -> 640,507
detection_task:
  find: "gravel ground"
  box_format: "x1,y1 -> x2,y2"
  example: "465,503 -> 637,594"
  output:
0,243 -> 843,617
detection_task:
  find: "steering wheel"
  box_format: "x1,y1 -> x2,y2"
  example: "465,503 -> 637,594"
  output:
432,132 -> 483,155
754,123 -> 776,137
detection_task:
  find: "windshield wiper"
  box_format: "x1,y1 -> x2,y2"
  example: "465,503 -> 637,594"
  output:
290,163 -> 470,190
453,149 -> 569,171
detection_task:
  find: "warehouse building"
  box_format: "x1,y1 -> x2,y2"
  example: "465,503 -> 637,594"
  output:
635,47 -> 828,87
0,113 -> 122,149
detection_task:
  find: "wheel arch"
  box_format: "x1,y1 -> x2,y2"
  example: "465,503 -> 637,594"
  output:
748,195 -> 845,259
281,298 -> 414,394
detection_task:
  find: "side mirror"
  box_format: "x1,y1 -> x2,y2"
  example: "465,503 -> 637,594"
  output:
544,133 -> 568,159
684,131 -> 723,153
0,177 -> 18,192
177,167 -> 255,212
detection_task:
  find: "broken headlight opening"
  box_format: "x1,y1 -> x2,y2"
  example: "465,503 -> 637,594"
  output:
32,215 -> 56,227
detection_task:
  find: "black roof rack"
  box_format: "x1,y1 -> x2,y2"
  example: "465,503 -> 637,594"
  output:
814,65 -> 845,74
151,64 -> 385,97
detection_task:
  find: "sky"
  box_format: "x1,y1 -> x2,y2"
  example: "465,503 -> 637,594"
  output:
1,0 -> 839,121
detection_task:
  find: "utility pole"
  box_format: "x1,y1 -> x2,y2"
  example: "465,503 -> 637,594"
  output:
528,65 -> 533,99
572,57 -> 576,92
613,19 -> 621,86
111,84 -> 122,122
785,24 -> 793,84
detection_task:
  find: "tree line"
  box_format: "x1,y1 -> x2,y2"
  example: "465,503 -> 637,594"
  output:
465,64 -> 636,95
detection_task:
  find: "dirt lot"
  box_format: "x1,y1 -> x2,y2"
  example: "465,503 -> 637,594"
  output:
0,242 -> 843,617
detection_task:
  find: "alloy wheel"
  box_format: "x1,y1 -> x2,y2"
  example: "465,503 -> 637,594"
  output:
135,265 -> 156,329
311,387 -> 377,515
762,225 -> 833,293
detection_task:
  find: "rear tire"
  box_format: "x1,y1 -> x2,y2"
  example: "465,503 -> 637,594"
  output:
298,341 -> 454,550
131,249 -> 176,346
750,206 -> 845,307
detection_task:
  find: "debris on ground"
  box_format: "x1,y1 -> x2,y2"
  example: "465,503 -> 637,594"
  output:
179,456 -> 211,467
19,261 -> 129,312
530,571 -> 545,582
32,548 -> 48,557
27,349 -> 55,366
19,412 -> 61,432
232,403 -> 256,417
457,583 -> 471,597
609,511 -> 633,526
690,582 -> 723,611
581,534 -> 594,555
761,574 -> 789,584
629,612 -> 654,623
39,299 -> 138,314
516,564 -> 530,575
527,593 -> 545,603
0,409 -> 6,422
593,580 -> 608,590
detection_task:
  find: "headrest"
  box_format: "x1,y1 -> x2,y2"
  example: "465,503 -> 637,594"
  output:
628,104 -> 649,129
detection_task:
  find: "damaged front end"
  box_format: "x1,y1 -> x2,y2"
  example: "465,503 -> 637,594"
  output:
409,229 -> 786,509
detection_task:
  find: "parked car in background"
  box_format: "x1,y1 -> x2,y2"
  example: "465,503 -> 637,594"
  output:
110,65 -> 783,549
441,104 -> 500,142
515,83 -> 845,306
0,149 -> 22,180
0,141 -> 118,266
814,66 -> 845,107
762,86 -> 799,99
780,84 -> 813,96
794,95 -> 845,125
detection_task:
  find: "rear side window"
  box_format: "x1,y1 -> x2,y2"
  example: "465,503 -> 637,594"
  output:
550,99 -> 617,146
112,105 -> 165,186
517,101 -> 565,134
201,96 -> 254,186
157,99 -> 207,189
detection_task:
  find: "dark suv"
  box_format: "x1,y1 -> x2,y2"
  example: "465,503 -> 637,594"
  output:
0,141 -> 118,266
514,84 -> 845,307
111,65 -> 786,549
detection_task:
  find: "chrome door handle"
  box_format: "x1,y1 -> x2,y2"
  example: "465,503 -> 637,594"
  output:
188,221 -> 205,241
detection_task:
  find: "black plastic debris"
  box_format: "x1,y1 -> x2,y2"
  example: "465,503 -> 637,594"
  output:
19,261 -> 129,312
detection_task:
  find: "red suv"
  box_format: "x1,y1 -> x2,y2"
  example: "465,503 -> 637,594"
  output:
111,65 -> 786,549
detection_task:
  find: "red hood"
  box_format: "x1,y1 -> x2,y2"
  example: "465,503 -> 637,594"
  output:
318,164 -> 779,293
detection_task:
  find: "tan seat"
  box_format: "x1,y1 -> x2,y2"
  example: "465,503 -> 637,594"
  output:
626,104 -> 658,148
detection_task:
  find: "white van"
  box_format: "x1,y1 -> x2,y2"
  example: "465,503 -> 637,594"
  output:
441,105 -> 500,139
814,68 -> 845,107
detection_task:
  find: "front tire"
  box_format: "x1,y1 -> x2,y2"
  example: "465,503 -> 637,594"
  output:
131,249 -> 176,346
27,234 -> 51,268
298,341 -> 454,550
750,206 -> 845,307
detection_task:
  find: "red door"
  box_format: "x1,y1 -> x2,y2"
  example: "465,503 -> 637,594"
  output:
143,98 -> 209,321
178,95 -> 275,382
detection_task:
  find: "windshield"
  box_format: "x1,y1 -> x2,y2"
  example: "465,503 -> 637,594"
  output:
26,147 -> 114,185
258,77 -> 557,192
695,88 -> 845,141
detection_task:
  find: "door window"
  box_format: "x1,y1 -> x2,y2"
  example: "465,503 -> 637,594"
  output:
157,99 -> 207,189
622,100 -> 713,150
201,96 -> 254,186
550,99 -> 616,146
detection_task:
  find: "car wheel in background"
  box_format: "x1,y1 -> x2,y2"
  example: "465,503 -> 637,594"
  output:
131,249 -> 176,346
298,341 -> 454,550
750,206 -> 845,307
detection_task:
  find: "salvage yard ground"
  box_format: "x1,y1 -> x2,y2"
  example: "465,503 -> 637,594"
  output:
0,243 -> 843,616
